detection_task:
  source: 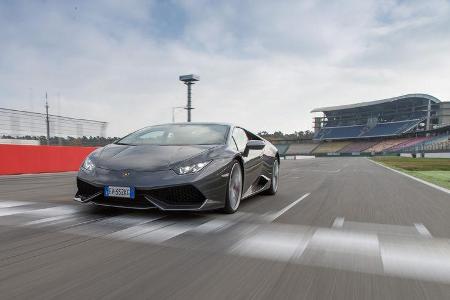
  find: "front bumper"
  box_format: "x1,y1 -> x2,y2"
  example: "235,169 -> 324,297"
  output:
74,159 -> 230,211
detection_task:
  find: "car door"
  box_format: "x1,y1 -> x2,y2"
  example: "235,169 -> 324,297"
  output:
231,127 -> 264,194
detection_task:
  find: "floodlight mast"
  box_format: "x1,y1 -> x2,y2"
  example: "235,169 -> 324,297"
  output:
179,74 -> 200,122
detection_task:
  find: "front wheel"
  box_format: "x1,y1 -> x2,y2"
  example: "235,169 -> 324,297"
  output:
223,161 -> 243,214
264,159 -> 279,195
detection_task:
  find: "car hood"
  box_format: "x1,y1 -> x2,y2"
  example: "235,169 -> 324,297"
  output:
95,144 -> 217,172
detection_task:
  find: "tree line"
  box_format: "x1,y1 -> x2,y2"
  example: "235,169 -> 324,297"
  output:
257,130 -> 314,141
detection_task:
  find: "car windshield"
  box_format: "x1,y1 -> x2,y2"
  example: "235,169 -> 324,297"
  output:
116,124 -> 229,146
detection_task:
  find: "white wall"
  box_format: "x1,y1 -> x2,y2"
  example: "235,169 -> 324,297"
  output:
424,152 -> 450,158
0,139 -> 40,145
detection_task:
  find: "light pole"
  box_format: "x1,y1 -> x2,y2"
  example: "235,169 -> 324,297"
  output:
45,92 -> 50,145
172,106 -> 186,123
179,74 -> 200,122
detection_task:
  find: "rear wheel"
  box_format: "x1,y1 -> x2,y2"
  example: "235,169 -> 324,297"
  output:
264,159 -> 279,195
223,161 -> 242,214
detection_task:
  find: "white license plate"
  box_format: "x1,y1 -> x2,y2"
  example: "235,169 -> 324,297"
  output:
104,186 -> 135,199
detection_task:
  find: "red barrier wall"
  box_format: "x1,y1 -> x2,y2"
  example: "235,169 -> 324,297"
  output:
0,145 -> 97,175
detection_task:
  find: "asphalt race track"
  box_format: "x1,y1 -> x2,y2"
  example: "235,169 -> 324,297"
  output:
0,157 -> 450,299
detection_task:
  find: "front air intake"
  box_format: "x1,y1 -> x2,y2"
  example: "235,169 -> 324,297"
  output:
77,178 -> 102,199
145,185 -> 206,206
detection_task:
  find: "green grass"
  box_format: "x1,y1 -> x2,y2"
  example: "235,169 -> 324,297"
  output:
405,170 -> 450,190
372,156 -> 450,189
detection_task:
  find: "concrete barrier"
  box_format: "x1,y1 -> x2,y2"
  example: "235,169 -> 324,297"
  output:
0,145 -> 97,175
0,139 -> 40,145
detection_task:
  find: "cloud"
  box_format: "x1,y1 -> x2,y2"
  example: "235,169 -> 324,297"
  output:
0,0 -> 450,136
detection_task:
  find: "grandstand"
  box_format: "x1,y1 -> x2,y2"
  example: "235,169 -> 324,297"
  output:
361,119 -> 421,138
312,94 -> 447,141
412,135 -> 450,153
388,136 -> 432,152
365,138 -> 410,153
275,94 -> 450,157
313,141 -> 351,154
307,94 -> 450,156
276,135 -> 449,157
339,141 -> 378,153
285,143 -> 318,155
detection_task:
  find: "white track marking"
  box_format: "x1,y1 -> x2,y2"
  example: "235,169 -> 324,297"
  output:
192,219 -> 234,233
332,217 -> 345,228
380,235 -> 450,283
230,226 -> 313,261
23,215 -> 67,226
308,228 -> 380,256
342,220 -> 422,237
414,223 -> 432,238
130,222 -> 199,243
2,198 -> 450,284
231,222 -> 450,284
0,207 -> 35,217
299,228 -> 383,274
28,206 -> 79,217
269,193 -> 311,221
0,201 -> 34,208
106,215 -> 168,240
369,159 -> 450,195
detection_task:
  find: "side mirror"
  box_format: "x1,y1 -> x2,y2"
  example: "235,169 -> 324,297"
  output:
246,140 -> 265,150
243,140 -> 265,156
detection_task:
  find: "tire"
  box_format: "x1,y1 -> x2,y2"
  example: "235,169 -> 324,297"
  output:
264,159 -> 279,195
223,160 -> 243,214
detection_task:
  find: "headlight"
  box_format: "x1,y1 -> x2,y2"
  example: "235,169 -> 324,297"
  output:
174,160 -> 211,175
81,157 -> 95,173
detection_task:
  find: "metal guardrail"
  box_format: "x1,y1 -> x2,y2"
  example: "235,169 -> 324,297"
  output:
0,107 -> 107,138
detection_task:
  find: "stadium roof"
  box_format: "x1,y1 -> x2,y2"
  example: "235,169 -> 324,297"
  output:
311,93 -> 441,113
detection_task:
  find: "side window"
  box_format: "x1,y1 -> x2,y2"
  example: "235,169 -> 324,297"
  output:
232,128 -> 248,152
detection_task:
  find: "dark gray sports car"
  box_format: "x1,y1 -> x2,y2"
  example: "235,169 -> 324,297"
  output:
74,123 -> 279,213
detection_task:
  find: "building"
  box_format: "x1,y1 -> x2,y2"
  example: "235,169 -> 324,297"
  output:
311,94 -> 450,141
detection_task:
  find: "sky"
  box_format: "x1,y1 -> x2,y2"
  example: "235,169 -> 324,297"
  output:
1,0 -> 450,137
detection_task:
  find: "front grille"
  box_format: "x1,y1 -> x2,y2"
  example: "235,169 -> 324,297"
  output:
145,185 -> 206,205
77,178 -> 102,198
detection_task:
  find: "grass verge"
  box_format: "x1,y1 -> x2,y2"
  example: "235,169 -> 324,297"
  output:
372,156 -> 450,190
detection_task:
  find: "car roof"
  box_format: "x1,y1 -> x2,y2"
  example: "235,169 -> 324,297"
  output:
146,123 -> 262,138
154,122 -> 235,127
